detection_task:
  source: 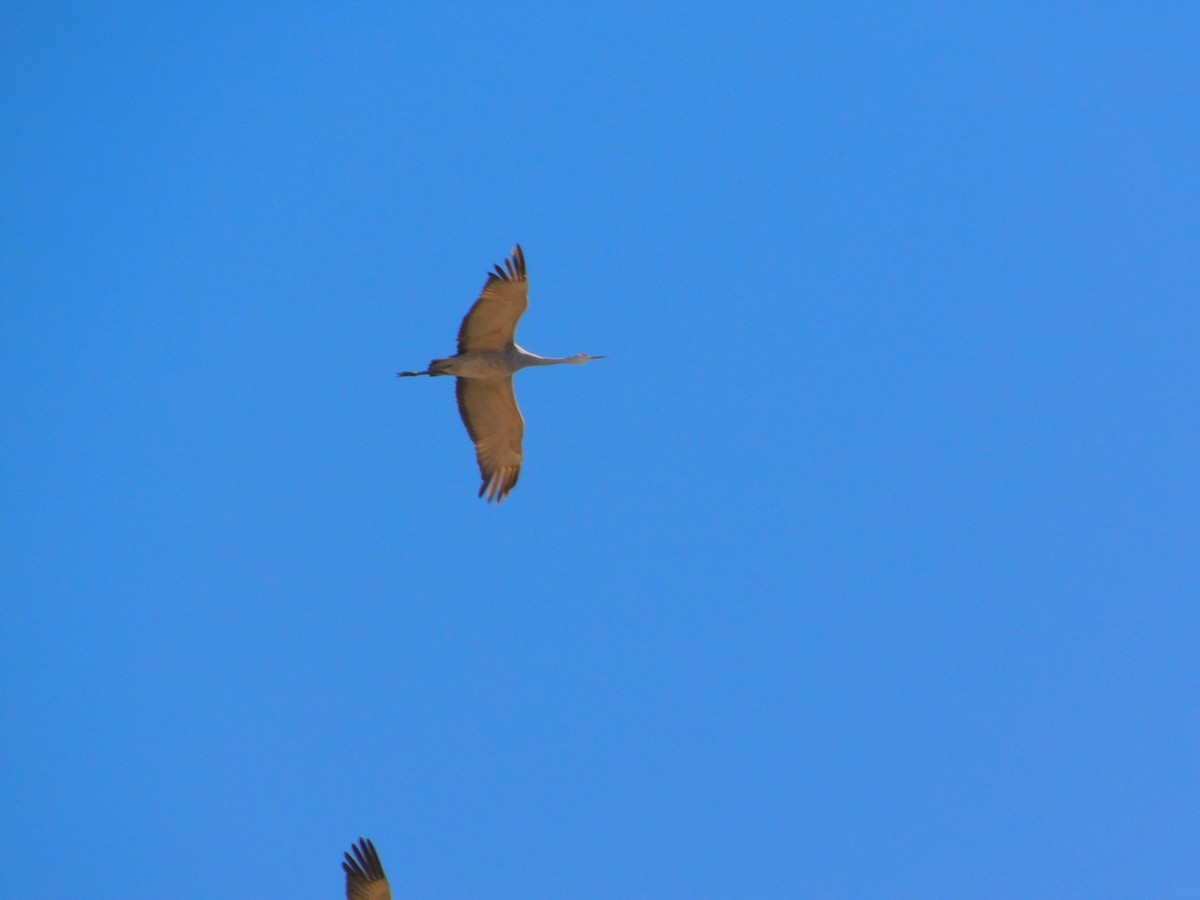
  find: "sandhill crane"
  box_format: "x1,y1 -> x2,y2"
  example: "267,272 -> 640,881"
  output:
398,244 -> 604,503
343,837 -> 391,900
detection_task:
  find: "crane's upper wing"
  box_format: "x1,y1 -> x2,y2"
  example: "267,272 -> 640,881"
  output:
456,245 -> 528,353
343,838 -> 392,900
456,376 -> 524,503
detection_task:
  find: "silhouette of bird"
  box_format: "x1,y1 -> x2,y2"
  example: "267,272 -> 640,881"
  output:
399,245 -> 604,502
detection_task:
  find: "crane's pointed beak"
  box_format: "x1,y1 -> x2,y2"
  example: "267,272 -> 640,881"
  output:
591,355 -> 607,360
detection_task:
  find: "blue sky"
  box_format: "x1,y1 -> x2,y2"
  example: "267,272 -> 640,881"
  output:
2,2 -> 1197,896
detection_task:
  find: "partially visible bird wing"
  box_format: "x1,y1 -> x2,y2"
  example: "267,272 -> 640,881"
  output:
456,376 -> 524,503
343,838 -> 392,900
456,244 -> 528,353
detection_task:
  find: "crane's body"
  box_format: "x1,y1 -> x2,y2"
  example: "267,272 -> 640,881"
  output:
398,245 -> 603,503
418,344 -> 597,379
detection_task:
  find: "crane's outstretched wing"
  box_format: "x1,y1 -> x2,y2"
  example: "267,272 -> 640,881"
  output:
456,376 -> 524,503
456,244 -> 528,353
343,838 -> 391,900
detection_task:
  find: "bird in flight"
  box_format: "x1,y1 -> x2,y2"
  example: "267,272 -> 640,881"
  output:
343,837 -> 391,900
398,244 -> 604,503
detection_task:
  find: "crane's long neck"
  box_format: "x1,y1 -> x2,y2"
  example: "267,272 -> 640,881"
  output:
513,346 -> 585,369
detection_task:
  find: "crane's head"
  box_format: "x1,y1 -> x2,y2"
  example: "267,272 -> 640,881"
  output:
570,353 -> 606,365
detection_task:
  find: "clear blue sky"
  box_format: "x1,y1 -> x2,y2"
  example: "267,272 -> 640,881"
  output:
3,3 -> 1197,896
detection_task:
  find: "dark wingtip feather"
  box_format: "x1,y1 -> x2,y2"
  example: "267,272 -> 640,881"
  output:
343,837 -> 386,883
477,466 -> 520,504
484,245 -> 527,284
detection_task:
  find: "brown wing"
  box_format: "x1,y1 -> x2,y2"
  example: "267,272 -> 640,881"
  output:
456,376 -> 524,503
456,245 -> 529,353
342,838 -> 392,900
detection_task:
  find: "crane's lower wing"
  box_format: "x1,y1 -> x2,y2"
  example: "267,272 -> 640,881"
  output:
456,376 -> 524,503
343,838 -> 391,900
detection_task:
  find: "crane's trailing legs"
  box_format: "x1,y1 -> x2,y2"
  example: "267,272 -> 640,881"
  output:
396,244 -> 603,503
